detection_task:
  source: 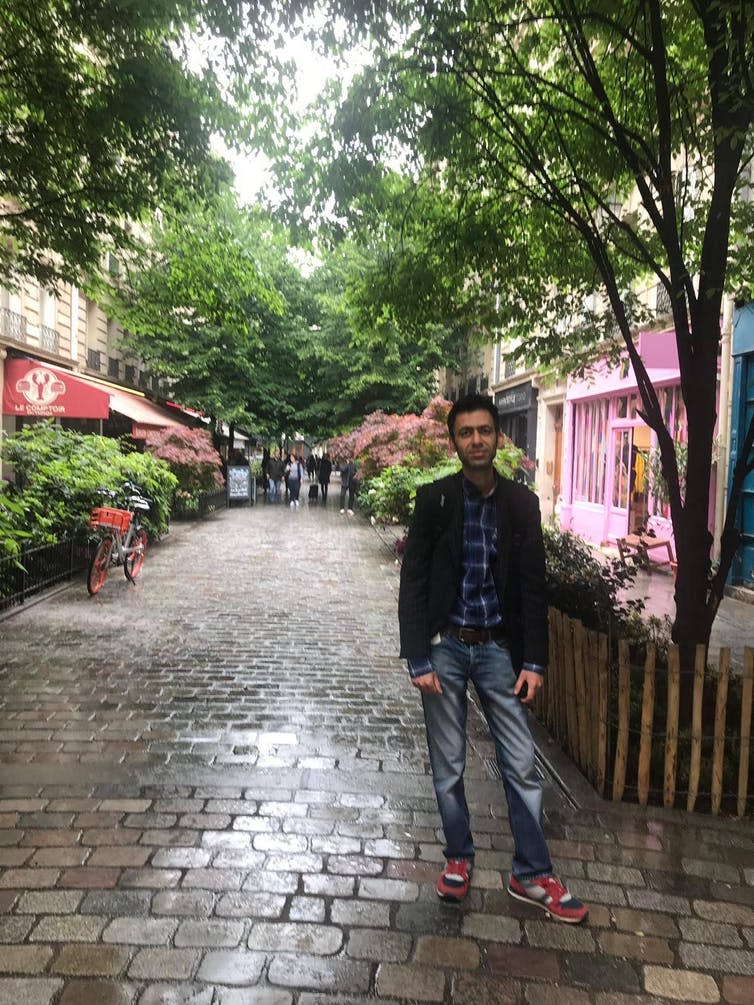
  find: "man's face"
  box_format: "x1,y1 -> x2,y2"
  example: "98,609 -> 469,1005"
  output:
450,409 -> 501,472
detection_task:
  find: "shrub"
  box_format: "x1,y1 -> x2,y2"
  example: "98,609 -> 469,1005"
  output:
542,526 -> 643,635
143,427 -> 224,495
0,421 -> 177,541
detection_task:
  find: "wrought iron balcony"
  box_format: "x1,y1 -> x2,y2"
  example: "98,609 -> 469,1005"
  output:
0,307 -> 28,343
39,324 -> 60,353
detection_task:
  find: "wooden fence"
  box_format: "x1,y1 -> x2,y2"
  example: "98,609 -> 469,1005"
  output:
533,609 -> 754,816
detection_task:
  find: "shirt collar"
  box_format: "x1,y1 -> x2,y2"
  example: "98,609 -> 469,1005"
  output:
462,472 -> 498,501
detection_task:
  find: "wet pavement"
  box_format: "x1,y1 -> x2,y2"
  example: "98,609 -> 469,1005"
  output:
0,497 -> 752,1004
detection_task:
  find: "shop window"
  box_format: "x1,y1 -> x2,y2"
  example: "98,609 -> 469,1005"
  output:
616,395 -> 628,418
572,398 -> 609,503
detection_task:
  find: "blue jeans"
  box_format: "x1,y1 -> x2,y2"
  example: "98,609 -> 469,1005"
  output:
422,635 -> 553,879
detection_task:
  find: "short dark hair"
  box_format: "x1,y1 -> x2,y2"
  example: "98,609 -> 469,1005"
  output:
447,394 -> 500,438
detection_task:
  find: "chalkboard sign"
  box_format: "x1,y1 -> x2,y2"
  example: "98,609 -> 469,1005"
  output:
228,465 -> 251,502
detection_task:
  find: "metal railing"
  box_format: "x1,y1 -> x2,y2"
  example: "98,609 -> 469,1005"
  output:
171,489 -> 228,521
0,307 -> 28,343
0,537 -> 92,612
39,324 -> 60,353
87,348 -> 102,371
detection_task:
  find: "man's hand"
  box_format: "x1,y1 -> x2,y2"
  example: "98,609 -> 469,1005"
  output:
514,669 -> 543,705
411,671 -> 443,694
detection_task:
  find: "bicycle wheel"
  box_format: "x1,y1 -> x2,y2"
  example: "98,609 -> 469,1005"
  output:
124,528 -> 148,581
87,536 -> 114,595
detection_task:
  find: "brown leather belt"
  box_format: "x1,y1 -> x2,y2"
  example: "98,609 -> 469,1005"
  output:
444,624 -> 507,645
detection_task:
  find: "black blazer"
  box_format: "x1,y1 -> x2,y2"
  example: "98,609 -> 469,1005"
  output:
398,471 -> 548,671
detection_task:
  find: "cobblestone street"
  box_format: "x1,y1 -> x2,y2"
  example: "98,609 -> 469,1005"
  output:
0,499 -> 753,1004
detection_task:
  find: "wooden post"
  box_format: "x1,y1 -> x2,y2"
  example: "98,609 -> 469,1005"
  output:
573,619 -> 590,775
738,647 -> 754,818
556,611 -> 568,743
596,631 -> 609,797
711,648 -> 731,816
663,647 -> 680,808
686,645 -> 706,813
587,628 -> 600,784
637,644 -> 656,806
563,613 -> 580,764
612,639 -> 631,802
548,608 -> 560,738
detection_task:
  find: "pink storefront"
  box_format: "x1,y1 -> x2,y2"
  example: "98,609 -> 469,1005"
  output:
559,327 -> 712,548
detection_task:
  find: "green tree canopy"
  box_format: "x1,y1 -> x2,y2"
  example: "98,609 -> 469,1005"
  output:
280,0 -> 754,657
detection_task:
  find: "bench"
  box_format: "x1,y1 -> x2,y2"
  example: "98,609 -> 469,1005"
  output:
617,516 -> 675,570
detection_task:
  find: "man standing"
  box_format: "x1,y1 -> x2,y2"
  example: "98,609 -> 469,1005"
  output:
398,393 -> 588,923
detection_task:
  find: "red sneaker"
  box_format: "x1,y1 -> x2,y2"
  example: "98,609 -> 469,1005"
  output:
508,874 -> 589,924
436,858 -> 473,901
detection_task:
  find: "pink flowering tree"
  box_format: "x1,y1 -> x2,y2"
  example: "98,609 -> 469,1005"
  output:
143,427 -> 224,496
328,396 -> 454,479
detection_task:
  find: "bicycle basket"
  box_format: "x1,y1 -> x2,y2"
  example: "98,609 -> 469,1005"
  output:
89,506 -> 133,532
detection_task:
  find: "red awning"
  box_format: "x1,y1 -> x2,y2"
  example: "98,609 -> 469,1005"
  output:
2,358 -> 110,419
106,385 -> 186,437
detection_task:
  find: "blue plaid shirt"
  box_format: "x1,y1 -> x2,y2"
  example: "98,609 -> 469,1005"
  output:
448,477 -> 502,629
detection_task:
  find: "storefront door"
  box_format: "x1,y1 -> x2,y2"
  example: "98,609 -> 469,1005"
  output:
606,422 -> 650,540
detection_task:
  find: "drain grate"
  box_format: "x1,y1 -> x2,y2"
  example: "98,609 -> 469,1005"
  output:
484,752 -> 580,811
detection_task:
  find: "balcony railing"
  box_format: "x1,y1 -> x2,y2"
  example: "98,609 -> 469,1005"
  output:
656,283 -> 673,315
39,324 -> 60,354
0,307 -> 28,343
86,348 -> 102,371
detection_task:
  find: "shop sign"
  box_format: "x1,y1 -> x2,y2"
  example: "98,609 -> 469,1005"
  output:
495,381 -> 533,414
2,358 -> 109,419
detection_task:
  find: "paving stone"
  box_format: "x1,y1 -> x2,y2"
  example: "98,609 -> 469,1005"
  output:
28,847 -> 89,868
524,987 -> 591,1005
29,915 -> 107,943
345,928 -> 412,962
462,913 -> 521,944
0,979 -> 63,1005
485,945 -> 560,980
357,878 -> 418,901
247,922 -> 343,955
586,863 -> 645,886
680,918 -> 744,947
683,859 -> 741,884
694,901 -> 754,926
375,963 -> 445,1001
612,907 -> 679,938
80,890 -> 152,916
525,920 -> 596,952
58,980 -> 135,1005
51,945 -> 129,976
151,890 -> 215,917
150,848 -> 211,869
215,892 -> 286,919
290,896 -> 326,922
0,946 -> 54,975
330,899 -> 390,928
197,950 -> 263,985
121,868 -> 181,889
326,856 -> 383,877
303,875 -> 355,898
644,965 -> 720,1002
128,948 -> 199,980
394,901 -> 463,937
722,975 -> 754,1004
138,982 -> 214,1004
678,943 -> 754,976
627,890 -> 692,915
0,916 -> 34,943
598,931 -> 674,964
218,990 -> 293,1005
175,920 -> 244,948
565,954 -> 641,994
451,974 -> 520,1005
267,953 -> 370,992
415,935 -> 480,969
87,847 -> 152,868
0,869 -> 60,889
102,918 -> 178,945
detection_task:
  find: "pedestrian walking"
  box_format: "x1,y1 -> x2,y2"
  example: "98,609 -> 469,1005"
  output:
338,458 -> 358,514
286,453 -> 304,508
398,392 -> 588,923
318,452 -> 333,504
266,452 -> 284,503
306,453 -> 317,482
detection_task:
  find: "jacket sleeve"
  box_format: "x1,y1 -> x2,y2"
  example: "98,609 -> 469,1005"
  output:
398,486 -> 435,659
517,490 -> 549,669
